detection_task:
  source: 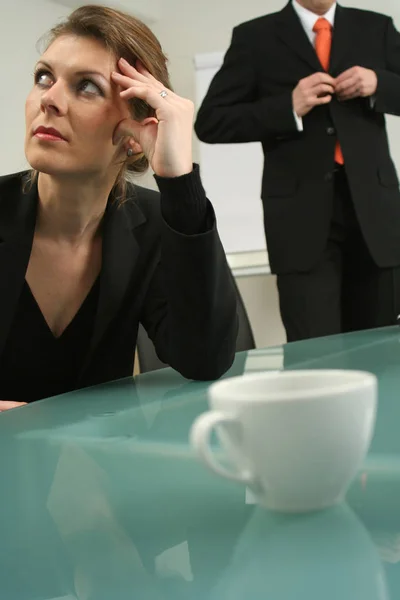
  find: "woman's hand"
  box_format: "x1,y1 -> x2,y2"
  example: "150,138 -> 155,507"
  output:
111,58 -> 194,178
0,401 -> 27,412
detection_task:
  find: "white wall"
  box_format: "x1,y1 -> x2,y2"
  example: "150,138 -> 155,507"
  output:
52,0 -> 162,24
150,0 -> 400,349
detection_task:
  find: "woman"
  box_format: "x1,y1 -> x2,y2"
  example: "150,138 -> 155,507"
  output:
0,5 -> 238,410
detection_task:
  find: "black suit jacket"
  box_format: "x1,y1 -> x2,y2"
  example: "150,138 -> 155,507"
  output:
195,3 -> 400,273
0,171 -> 238,389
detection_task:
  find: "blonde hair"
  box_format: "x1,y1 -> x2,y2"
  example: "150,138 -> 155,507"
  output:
25,5 -> 172,202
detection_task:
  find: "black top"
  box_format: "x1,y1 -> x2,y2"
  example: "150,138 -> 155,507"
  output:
0,167 -> 211,403
0,279 -> 100,402
0,166 -> 238,398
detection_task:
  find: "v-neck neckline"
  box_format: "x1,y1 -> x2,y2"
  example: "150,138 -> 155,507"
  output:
23,277 -> 100,341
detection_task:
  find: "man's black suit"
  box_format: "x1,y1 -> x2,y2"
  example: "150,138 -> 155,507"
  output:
195,2 -> 400,341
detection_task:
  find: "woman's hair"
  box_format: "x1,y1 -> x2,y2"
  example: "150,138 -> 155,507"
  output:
26,5 -> 172,202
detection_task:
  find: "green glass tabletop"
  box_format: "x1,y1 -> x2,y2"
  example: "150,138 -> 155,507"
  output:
1,326 -> 400,599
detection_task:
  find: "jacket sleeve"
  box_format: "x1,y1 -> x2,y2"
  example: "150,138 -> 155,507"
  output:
194,24 -> 299,144
140,168 -> 238,381
374,18 -> 400,116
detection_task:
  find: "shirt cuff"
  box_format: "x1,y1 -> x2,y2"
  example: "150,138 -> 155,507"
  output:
154,164 -> 210,235
293,110 -> 303,131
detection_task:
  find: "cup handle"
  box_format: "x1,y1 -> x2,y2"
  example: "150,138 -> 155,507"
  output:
190,411 -> 254,485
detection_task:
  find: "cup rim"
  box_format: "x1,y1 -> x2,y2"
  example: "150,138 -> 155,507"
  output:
209,369 -> 377,403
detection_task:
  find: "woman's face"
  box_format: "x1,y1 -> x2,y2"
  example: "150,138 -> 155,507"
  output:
25,35 -> 131,180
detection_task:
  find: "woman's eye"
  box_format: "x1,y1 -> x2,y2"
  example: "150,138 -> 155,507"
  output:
79,80 -> 102,95
34,70 -> 53,88
33,70 -> 103,96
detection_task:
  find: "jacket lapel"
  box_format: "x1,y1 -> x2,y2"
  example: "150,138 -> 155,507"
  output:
276,2 -> 322,73
330,5 -> 354,75
80,193 -> 146,376
0,175 -> 37,359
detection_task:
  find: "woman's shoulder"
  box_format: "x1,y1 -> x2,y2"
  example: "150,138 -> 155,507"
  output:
124,182 -> 161,219
113,182 -> 163,234
127,182 -> 159,203
0,171 -> 30,216
0,171 -> 28,195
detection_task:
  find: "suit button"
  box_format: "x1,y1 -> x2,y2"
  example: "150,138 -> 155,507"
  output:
324,172 -> 333,182
327,126 -> 336,135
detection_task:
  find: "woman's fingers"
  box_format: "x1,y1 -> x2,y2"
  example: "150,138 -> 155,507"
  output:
117,58 -> 163,89
113,58 -> 175,97
135,59 -> 164,86
0,401 -> 27,412
112,72 -> 164,96
119,82 -> 170,106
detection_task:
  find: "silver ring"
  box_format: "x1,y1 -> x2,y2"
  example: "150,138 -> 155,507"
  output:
160,90 -> 168,98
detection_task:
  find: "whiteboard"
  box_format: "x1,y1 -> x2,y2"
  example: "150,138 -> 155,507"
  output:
194,52 -> 266,255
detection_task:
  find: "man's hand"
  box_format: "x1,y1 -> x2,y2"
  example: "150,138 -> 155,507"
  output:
0,401 -> 27,412
335,67 -> 377,101
292,72 -> 336,118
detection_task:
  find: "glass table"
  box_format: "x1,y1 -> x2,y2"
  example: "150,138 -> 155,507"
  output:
2,326 -> 400,599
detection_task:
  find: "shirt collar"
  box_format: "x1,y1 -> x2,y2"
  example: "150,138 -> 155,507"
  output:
292,1 -> 337,31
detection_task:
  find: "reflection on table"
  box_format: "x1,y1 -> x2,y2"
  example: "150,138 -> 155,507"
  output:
2,326 -> 400,599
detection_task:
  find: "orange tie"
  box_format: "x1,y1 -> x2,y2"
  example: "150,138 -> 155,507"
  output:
313,17 -> 344,165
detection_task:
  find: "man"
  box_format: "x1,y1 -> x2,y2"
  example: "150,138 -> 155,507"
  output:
195,0 -> 400,342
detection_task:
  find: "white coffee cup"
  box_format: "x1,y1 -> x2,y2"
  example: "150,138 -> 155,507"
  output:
190,370 -> 377,512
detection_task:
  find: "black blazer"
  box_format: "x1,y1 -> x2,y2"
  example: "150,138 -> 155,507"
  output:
195,3 -> 400,273
0,171 -> 238,389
